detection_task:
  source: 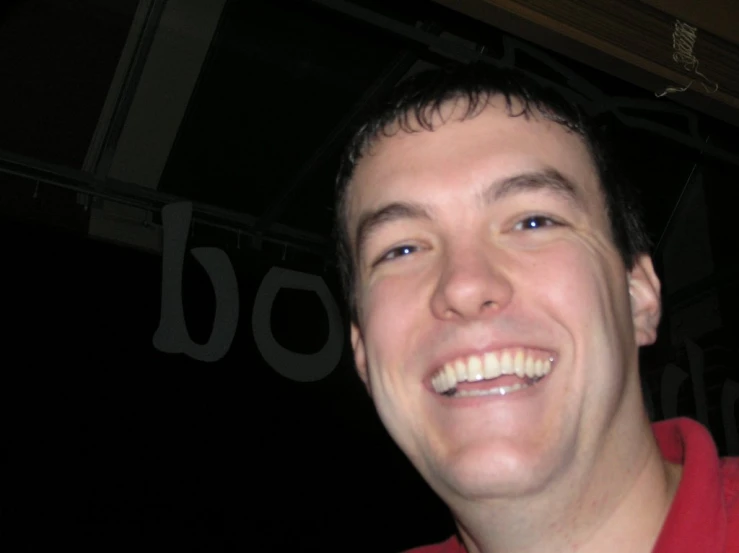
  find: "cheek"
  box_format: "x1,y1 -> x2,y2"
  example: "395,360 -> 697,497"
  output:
522,241 -> 633,407
358,279 -> 431,439
523,237 -> 629,334
359,276 -> 428,368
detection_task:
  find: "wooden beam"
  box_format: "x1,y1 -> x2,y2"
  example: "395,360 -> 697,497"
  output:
432,0 -> 739,127
639,0 -> 739,46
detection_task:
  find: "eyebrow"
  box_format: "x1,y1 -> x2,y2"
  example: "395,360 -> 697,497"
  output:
354,201 -> 432,261
353,168 -> 584,261
482,168 -> 583,207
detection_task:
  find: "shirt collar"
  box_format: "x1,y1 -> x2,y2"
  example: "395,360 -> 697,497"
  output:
651,417 -> 726,552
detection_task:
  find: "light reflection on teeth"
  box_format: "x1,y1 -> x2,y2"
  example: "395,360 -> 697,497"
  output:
468,356 -> 483,381
431,348 -> 554,395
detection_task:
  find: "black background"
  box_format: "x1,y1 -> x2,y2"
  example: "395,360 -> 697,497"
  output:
2,0 -> 738,551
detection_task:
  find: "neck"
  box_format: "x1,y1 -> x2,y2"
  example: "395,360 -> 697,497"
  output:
450,413 -> 682,553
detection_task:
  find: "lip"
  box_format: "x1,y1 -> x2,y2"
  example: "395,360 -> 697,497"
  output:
424,344 -> 559,390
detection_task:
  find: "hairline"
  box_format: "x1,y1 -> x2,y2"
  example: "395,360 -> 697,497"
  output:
341,91 -> 592,241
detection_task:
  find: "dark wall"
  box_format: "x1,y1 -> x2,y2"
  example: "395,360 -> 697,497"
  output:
1,0 -> 737,551
3,216 -> 453,552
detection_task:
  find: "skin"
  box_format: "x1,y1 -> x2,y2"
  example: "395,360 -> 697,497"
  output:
346,98 -> 682,553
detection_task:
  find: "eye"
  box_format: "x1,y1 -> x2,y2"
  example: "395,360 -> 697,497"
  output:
375,244 -> 419,265
513,215 -> 560,231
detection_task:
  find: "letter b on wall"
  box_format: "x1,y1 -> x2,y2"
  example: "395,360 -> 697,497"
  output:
153,202 -> 239,362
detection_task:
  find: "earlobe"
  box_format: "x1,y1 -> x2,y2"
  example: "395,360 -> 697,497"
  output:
628,254 -> 662,346
351,324 -> 370,390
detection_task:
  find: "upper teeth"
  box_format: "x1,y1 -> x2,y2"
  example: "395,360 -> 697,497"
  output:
431,349 -> 553,394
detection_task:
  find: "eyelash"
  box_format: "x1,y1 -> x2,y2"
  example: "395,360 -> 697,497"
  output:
375,244 -> 419,265
512,214 -> 561,231
373,215 -> 562,265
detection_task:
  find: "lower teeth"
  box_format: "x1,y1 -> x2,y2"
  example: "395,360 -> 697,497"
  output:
457,383 -> 527,396
443,376 -> 543,397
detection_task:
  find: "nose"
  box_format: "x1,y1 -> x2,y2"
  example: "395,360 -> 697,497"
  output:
430,245 -> 513,321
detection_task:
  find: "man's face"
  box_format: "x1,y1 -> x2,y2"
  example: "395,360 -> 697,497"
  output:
346,99 -> 660,502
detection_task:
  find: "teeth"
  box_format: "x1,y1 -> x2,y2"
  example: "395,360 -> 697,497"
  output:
431,348 -> 555,395
525,355 -> 535,378
456,382 -> 527,397
483,352 -> 500,379
454,360 -> 467,381
468,356 -> 483,381
501,351 -> 513,375
514,350 -> 525,378
542,358 -> 551,376
445,364 -> 456,389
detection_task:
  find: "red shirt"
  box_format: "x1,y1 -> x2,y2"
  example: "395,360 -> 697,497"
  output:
406,417 -> 739,553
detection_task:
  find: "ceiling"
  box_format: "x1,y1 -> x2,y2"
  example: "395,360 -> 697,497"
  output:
1,0 -> 738,269
434,0 -> 739,125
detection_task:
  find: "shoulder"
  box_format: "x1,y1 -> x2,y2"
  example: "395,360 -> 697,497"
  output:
401,536 -> 464,553
721,456 -> 739,494
721,456 -> 739,548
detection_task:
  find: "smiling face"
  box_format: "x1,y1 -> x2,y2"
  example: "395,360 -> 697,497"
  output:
346,99 -> 661,503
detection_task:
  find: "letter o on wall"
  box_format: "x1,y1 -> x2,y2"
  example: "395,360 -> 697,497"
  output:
252,267 -> 343,382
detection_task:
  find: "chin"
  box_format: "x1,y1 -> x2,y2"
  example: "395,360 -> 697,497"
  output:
429,440 -> 566,500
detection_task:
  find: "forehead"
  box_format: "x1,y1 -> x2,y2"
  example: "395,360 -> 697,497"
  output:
346,99 -> 603,231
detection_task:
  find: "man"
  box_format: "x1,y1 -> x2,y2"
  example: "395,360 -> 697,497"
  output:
334,65 -> 739,553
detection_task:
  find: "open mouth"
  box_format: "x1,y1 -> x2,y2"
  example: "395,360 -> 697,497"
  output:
430,348 -> 554,398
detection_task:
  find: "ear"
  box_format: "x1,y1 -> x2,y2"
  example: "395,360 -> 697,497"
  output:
351,323 -> 370,391
628,254 -> 661,346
